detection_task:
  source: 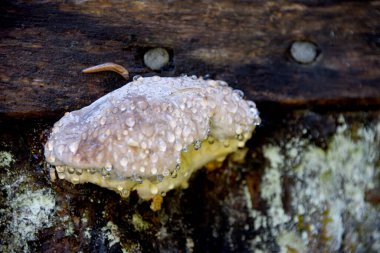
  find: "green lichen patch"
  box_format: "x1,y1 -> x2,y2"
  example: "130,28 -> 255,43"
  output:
100,221 -> 140,252
132,213 -> 150,232
0,188 -> 56,252
101,221 -> 122,248
0,151 -> 14,168
0,147 -> 57,252
244,115 -> 380,252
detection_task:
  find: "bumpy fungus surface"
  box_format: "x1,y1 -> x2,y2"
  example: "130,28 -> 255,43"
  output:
45,72 -> 260,200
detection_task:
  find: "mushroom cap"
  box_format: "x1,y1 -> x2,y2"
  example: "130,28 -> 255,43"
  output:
45,75 -> 260,199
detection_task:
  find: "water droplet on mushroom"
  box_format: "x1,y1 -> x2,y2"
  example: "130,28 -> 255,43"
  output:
233,89 -> 244,98
183,126 -> 191,137
151,153 -> 159,163
174,142 -> 182,152
193,139 -> 201,150
72,176 -> 80,184
98,133 -> 107,143
152,75 -> 161,81
57,172 -> 66,179
137,100 -> 148,110
75,168 -> 83,175
48,155 -> 56,163
150,185 -> 159,195
175,126 -> 182,137
157,174 -> 164,182
167,132 -> 176,143
223,88 -> 231,95
57,144 -> 65,156
101,168 -> 110,178
218,81 -> 228,86
105,162 -> 112,172
132,172 -> 143,184
253,116 -> 261,126
100,117 -> 106,125
170,170 -> 178,178
227,103 -> 238,113
247,100 -> 256,109
238,141 -> 246,148
226,115 -> 233,125
125,117 -> 135,128
81,133 -> 87,140
133,75 -> 142,81
235,125 -> 243,135
56,166 -> 65,173
52,126 -> 60,134
142,124 -> 154,137
68,167 -> 75,174
46,141 -> 53,151
163,169 -> 170,177
121,189 -> 130,198
158,139 -> 167,152
236,134 -> 244,141
120,158 -> 128,168
207,135 -> 215,144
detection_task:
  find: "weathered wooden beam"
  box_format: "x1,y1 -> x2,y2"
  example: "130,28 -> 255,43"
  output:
1,0 -> 379,117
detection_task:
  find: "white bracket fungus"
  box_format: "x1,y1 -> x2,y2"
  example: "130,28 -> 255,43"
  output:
45,63 -> 260,206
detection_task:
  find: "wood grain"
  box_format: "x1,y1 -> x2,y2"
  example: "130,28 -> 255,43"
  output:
1,0 -> 379,117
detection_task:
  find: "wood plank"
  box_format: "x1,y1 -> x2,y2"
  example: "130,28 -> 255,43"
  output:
1,0 -> 380,117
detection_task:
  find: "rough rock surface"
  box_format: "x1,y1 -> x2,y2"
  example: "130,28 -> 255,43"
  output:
1,111 -> 379,252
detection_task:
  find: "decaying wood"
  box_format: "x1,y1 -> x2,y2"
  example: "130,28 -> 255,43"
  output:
0,0 -> 380,117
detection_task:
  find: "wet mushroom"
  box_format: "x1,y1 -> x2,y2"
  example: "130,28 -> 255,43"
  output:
44,63 -> 260,209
